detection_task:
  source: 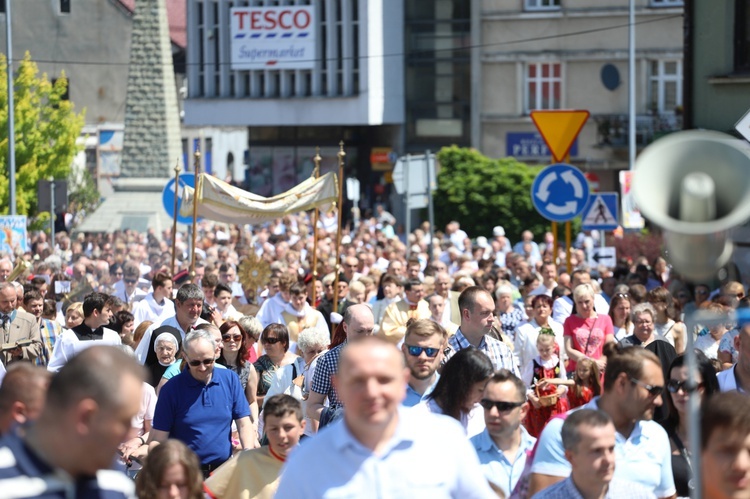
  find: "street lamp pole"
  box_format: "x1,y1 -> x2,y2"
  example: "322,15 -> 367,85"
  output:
5,0 -> 16,214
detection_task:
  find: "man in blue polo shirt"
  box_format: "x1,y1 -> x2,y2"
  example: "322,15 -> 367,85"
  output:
149,329 -> 255,476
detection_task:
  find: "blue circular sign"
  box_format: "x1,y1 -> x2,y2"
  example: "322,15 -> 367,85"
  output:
162,173 -> 201,225
531,163 -> 590,222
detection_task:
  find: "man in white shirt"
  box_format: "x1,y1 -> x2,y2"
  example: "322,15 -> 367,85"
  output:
131,271 -> 174,328
256,272 -> 296,328
112,262 -> 147,305
529,261 -> 558,297
718,322 -> 750,393
276,336 -> 497,498
48,292 -> 121,372
134,284 -> 208,364
427,294 -> 458,336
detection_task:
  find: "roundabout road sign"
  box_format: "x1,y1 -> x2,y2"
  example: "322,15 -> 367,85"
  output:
163,173 -> 201,225
531,163 -> 590,222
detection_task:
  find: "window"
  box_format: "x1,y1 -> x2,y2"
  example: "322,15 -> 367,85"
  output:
736,0 -> 750,72
649,60 -> 682,114
60,0 -> 71,14
649,0 -> 683,6
526,63 -> 562,113
525,0 -> 560,11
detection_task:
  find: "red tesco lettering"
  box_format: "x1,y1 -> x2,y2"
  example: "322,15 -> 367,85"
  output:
243,9 -> 311,31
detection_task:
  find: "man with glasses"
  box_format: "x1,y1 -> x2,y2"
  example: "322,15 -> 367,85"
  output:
471,370 -> 536,498
113,262 -> 146,304
401,319 -> 446,407
149,329 -> 255,477
619,303 -> 676,421
529,344 -> 675,498
379,278 -> 430,345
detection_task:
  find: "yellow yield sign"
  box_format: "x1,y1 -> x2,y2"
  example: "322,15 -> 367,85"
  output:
530,110 -> 590,163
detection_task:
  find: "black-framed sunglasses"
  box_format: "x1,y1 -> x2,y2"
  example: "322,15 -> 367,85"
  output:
629,377 -> 664,397
187,357 -> 215,367
222,334 -> 242,342
405,345 -> 440,358
666,379 -> 704,394
479,399 -> 525,412
124,279 -> 137,285
263,337 -> 281,345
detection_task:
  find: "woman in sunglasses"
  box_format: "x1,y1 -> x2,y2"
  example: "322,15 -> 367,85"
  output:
414,347 -> 494,438
659,352 -> 719,498
217,320 -> 259,422
254,324 -> 299,406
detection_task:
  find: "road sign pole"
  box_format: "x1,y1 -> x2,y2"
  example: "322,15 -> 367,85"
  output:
563,153 -> 572,274
551,222 -> 558,264
530,111 -> 590,273
405,154 -> 411,259
426,150 -> 435,261
49,179 -> 55,245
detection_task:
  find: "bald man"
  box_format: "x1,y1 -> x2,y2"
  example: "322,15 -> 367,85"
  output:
277,336 -> 496,498
307,304 -> 375,426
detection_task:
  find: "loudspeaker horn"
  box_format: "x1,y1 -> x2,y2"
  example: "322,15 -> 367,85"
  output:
632,130 -> 750,281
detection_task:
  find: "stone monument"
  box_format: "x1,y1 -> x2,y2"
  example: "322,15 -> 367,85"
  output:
78,0 -> 183,233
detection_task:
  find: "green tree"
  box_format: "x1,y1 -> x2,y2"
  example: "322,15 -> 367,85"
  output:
435,146 -> 578,242
0,52 -> 85,215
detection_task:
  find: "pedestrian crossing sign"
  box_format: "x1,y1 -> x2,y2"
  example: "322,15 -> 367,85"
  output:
581,192 -> 619,231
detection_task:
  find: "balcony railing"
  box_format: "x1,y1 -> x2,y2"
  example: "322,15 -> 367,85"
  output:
593,113 -> 683,147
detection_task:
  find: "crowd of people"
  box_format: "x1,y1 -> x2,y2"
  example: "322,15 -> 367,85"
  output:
0,212 -> 748,498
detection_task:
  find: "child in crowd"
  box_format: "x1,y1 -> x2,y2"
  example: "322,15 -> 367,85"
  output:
524,331 -> 569,437
204,394 -> 305,499
565,357 -> 601,409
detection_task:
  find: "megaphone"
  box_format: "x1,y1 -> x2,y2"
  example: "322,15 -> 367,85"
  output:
632,130 -> 750,282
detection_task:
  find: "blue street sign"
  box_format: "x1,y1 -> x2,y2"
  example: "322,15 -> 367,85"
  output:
162,173 -> 201,225
581,192 -> 619,231
531,163 -> 590,222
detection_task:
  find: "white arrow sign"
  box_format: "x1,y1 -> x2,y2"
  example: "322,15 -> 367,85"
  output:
547,201 -> 578,215
561,169 -> 584,198
536,172 -> 556,202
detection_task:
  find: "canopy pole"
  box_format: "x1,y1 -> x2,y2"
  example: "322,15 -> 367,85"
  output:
331,141 -> 346,314
310,147 -> 322,306
189,149 -> 201,282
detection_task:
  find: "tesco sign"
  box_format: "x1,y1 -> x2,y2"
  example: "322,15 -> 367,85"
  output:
230,6 -> 316,70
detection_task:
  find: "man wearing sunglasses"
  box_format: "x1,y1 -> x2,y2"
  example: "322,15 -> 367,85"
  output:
471,370 -> 535,498
149,329 -> 255,477
401,319 -> 447,408
529,345 -> 675,499
112,262 -> 146,305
